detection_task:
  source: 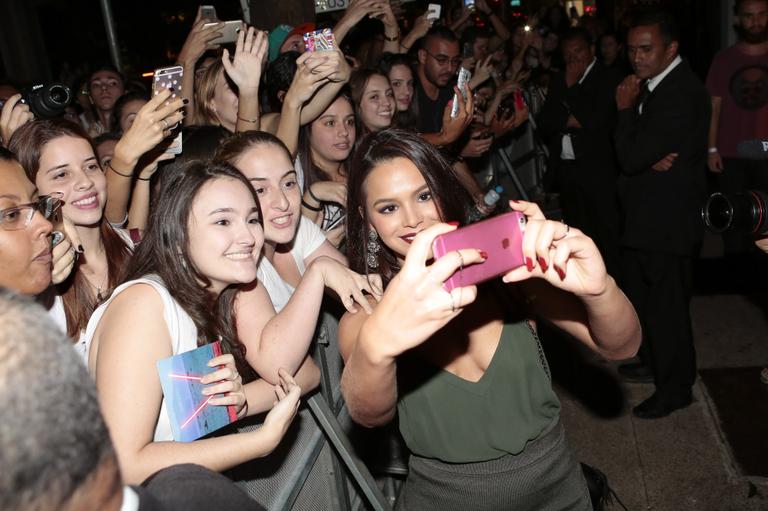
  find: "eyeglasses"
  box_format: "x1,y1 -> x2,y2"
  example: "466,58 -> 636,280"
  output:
0,194 -> 62,231
424,50 -> 462,68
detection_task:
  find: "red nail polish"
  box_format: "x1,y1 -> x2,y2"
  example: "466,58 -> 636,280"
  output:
479,250 -> 488,260
525,257 -> 533,271
447,221 -> 460,226
538,257 -> 548,272
555,265 -> 566,280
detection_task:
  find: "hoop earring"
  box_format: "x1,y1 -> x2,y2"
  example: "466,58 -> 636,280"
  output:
367,228 -> 381,269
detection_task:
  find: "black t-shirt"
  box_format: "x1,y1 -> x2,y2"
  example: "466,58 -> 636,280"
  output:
415,75 -> 455,134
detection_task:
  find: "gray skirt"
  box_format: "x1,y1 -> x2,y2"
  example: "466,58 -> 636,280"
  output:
395,417 -> 592,511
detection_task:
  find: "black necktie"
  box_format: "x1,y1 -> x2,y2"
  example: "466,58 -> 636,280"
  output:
636,82 -> 651,115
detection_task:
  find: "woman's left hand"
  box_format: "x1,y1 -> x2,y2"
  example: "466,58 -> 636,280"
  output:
222,27 -> 267,95
202,353 -> 248,418
502,200 -> 608,297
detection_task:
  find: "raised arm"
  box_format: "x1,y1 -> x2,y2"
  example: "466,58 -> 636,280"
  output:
93,284 -> 300,484
339,223 -> 483,427
176,10 -> 223,125
276,51 -> 346,156
221,27 -> 267,132
236,254 -> 381,383
105,90 -> 184,224
502,201 -> 641,359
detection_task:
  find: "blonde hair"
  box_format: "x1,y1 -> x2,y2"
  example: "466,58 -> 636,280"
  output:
193,59 -> 225,126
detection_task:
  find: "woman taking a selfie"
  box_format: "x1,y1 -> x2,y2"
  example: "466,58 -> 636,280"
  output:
339,129 -> 640,510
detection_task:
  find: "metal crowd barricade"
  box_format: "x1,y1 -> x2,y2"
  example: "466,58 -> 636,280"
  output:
225,306 -> 392,511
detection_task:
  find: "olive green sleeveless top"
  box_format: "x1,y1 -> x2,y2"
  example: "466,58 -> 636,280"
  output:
396,319 -> 560,463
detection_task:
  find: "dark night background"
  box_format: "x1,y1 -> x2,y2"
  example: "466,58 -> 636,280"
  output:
0,0 -> 729,87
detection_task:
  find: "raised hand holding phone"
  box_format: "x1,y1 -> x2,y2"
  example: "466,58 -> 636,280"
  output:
501,201 -> 608,297
363,223 -> 485,358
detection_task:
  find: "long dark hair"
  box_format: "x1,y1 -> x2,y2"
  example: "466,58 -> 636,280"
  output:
347,129 -> 473,285
8,119 -> 132,338
123,160 -> 260,382
297,91 -> 356,189
379,53 -> 420,130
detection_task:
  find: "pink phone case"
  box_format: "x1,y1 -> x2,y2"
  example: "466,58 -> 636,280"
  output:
432,212 -> 526,292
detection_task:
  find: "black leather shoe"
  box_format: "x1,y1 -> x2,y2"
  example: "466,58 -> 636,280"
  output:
632,391 -> 693,419
618,362 -> 653,383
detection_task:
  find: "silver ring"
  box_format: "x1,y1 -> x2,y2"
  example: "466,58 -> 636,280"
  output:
563,223 -> 570,237
449,292 -> 457,313
160,119 -> 169,130
456,250 -> 464,270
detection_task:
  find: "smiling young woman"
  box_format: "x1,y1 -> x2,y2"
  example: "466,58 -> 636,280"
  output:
9,119 -> 132,358
340,129 -> 641,510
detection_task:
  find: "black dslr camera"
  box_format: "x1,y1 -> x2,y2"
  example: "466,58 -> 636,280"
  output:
0,83 -> 72,119
702,191 -> 768,236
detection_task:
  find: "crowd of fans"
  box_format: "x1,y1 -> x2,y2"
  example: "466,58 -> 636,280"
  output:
0,0 -> 766,509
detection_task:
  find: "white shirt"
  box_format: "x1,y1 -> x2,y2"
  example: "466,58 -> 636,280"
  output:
646,55 -> 682,92
639,55 -> 682,114
83,275 -> 199,442
120,487 -> 140,511
257,216 -> 327,312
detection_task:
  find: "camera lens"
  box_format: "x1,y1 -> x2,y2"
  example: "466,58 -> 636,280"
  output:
47,85 -> 70,105
23,83 -> 72,119
702,191 -> 768,235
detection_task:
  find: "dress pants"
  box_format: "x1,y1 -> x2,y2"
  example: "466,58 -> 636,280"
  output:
558,160 -> 621,278
620,248 -> 696,398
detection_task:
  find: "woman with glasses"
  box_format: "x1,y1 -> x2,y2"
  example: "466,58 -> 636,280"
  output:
0,147 -> 76,295
9,119 -> 133,360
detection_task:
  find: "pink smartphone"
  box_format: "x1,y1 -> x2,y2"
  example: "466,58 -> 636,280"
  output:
432,211 -> 526,292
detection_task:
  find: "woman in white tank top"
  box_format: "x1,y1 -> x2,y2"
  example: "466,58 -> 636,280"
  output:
85,161 -> 301,484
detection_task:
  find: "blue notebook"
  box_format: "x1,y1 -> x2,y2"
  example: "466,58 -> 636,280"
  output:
156,341 -> 238,442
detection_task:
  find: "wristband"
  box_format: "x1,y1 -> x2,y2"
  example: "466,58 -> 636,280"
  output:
302,199 -> 322,212
708,147 -> 718,154
137,175 -> 152,181
237,115 -> 259,124
307,186 -> 322,203
107,161 -> 133,178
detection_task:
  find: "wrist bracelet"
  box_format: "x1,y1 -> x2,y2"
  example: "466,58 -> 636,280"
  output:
708,147 -> 718,154
307,186 -> 322,203
237,115 -> 259,124
137,175 -> 152,181
302,199 -> 322,212
107,161 -> 133,178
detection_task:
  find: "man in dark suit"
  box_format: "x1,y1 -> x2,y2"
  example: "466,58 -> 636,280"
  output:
614,11 -> 711,419
540,27 -> 624,277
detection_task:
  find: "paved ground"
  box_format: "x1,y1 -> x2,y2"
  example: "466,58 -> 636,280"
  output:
559,236 -> 768,511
